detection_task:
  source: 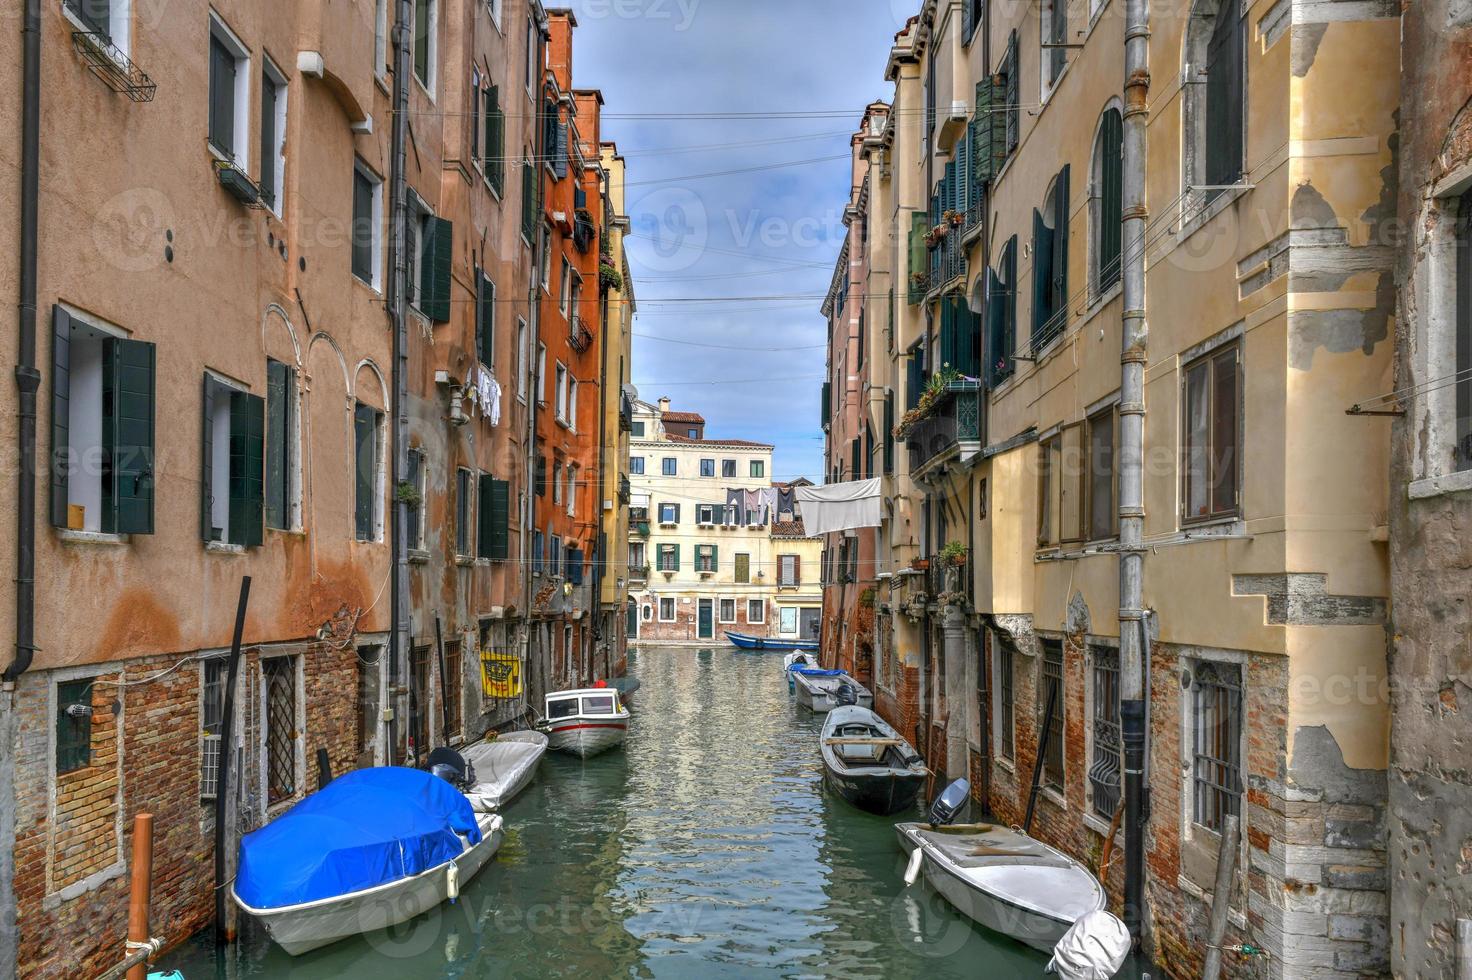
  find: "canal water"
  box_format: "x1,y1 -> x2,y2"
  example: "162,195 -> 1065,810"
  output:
166,644 -> 1052,978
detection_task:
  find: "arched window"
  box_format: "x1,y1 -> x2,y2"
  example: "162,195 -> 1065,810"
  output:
1032,166 -> 1071,351
985,236 -> 1019,388
1184,0 -> 1245,206
1091,106 -> 1124,295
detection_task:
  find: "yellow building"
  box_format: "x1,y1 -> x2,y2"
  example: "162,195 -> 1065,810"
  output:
628,399 -> 821,644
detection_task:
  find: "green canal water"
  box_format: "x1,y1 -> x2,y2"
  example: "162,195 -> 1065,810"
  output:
165,644 -> 1063,979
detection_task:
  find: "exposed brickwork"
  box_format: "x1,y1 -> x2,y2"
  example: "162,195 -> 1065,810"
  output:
52,674 -> 121,892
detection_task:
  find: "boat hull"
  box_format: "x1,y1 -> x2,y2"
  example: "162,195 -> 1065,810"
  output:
726,631 -> 819,652
546,717 -> 628,757
824,766 -> 926,815
462,731 -> 548,811
237,813 -> 504,956
793,674 -> 874,713
893,823 -> 1104,953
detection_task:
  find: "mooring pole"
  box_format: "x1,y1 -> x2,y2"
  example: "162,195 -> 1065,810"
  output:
124,812 -> 154,980
213,576 -> 251,944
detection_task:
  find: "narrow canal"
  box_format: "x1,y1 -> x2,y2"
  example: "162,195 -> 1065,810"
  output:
166,644 -> 1047,978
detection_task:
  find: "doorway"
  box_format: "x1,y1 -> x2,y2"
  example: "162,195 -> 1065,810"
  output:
697,599 -> 714,639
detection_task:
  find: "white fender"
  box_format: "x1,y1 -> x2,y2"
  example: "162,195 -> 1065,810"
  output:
447,861 -> 460,902
904,845 -> 925,886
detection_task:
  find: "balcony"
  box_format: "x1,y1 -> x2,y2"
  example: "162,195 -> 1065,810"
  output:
908,269 -> 931,306
928,224 -> 966,294
619,390 -> 634,432
569,316 -> 593,354
905,381 -> 983,477
630,518 -> 650,537
573,209 -> 596,253
618,473 -> 631,504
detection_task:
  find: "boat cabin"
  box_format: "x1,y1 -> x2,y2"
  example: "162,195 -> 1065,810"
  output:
546,689 -> 625,720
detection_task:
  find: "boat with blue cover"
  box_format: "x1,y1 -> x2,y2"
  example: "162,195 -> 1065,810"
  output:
726,631 -> 820,652
231,766 -> 503,955
783,651 -> 820,691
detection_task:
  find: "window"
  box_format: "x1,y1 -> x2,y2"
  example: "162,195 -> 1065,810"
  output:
985,237 -> 1018,387
721,459 -> 736,477
477,473 -> 510,559
407,203 -> 452,323
658,597 -> 676,621
1037,431 -> 1059,547
630,456 -> 645,475
476,270 -> 496,367
659,502 -> 679,525
259,60 -> 286,212
532,529 -> 544,574
778,554 -> 800,587
524,18 -> 538,95
559,256 -> 572,315
524,163 -> 541,246
1041,0 -> 1068,97
48,308 -> 157,535
697,504 -> 716,526
565,464 -> 577,517
264,359 -> 296,531
406,449 -> 426,551
66,0 -> 129,52
750,460 -> 765,478
354,402 -> 383,541
567,378 -> 578,432
1032,166 -> 1071,351
1186,0 -> 1246,204
535,454 -> 547,498
963,0 -> 983,42
1190,660 -> 1243,834
780,607 -> 798,635
1086,407 -> 1117,541
482,84 -> 505,193
263,656 -> 298,805
657,543 -> 679,571
1039,640 -> 1064,791
700,458 -> 715,478
641,603 -> 653,622
357,646 -> 381,760
536,343 -> 547,403
456,467 -> 474,556
747,599 -> 765,624
632,420 -> 646,437
1001,32 -> 1020,160
1183,342 -> 1241,523
516,319 -> 529,400
374,0 -> 388,74
202,375 -> 265,548
628,541 -> 646,572
470,69 -> 481,168
351,161 -> 383,287
734,553 -> 750,584
662,457 -> 677,476
208,17 -> 249,167
555,363 -> 569,423
695,544 -> 717,573
549,535 -> 562,576
487,0 -> 503,30
201,659 -> 225,797
1092,108 -> 1124,295
412,0 -> 436,92
995,637 -> 1016,762
1457,194 -> 1472,472
444,641 -> 462,737
56,679 -> 93,774
719,598 -> 737,624
687,427 -> 699,439
1089,646 -> 1122,819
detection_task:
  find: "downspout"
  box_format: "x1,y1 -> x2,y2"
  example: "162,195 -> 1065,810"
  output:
1118,0 -> 1152,949
520,16 -> 546,713
387,0 -> 413,764
3,0 -> 42,970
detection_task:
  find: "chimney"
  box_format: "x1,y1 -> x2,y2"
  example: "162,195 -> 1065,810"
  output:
658,397 -> 671,413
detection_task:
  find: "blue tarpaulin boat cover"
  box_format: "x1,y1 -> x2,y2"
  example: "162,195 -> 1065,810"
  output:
795,668 -> 847,677
235,767 -> 482,910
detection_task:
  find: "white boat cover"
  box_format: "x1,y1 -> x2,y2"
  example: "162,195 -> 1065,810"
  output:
1045,910 -> 1131,979
794,478 -> 882,536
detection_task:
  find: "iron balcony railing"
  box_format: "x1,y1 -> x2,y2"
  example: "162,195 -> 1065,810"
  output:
906,381 -> 983,474
618,473 -> 631,504
619,390 -> 634,432
929,228 -> 966,293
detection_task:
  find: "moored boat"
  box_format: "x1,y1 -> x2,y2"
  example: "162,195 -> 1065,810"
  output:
461,730 -> 548,811
726,630 -> 820,652
895,780 -> 1106,953
783,651 -> 820,691
820,706 -> 927,815
542,687 -> 630,757
232,767 -> 503,956
792,668 -> 873,713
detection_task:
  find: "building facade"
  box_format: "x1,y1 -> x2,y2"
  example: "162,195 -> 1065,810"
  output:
823,1 -> 1401,975
627,399 -> 821,645
0,1 -> 632,975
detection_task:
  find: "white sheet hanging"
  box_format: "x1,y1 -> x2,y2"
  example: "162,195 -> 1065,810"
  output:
794,478 -> 882,536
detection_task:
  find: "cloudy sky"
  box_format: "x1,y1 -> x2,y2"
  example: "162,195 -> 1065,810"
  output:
560,0 -> 910,483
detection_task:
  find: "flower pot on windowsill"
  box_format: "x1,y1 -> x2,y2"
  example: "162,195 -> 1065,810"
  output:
910,558 -> 930,571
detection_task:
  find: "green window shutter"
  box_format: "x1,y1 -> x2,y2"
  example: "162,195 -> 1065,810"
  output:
103,337 -> 155,535
521,157 -> 537,239
735,553 -> 749,583
55,679 -> 92,774
883,392 -> 895,474
470,77 -> 480,164
908,212 -> 928,303
1053,165 -> 1070,330
958,123 -> 972,212
477,473 -> 494,557
991,77 -> 1010,175
673,544 -> 681,570
1004,237 -> 1018,367
1032,207 -> 1054,337
974,83 -> 993,183
820,381 -> 830,425
486,87 -> 505,192
1004,33 -> 1019,155
986,268 -> 1006,388
420,217 -> 453,323
946,159 -> 960,215
229,390 -> 265,548
201,375 -> 216,540
906,346 -> 924,411
50,306 -> 71,528
354,403 -> 375,539
265,360 -> 292,530
488,478 -> 510,559
1098,109 -> 1124,291
477,271 -> 495,366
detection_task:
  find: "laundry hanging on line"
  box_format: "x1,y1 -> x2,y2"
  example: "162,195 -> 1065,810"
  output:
794,478 -> 882,536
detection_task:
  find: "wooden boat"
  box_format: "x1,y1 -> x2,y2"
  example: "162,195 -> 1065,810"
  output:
894,820 -> 1106,953
726,630 -> 820,652
791,668 -> 873,713
820,706 -> 928,815
460,730 -> 548,811
783,651 -> 820,691
232,767 -> 504,956
542,687 -> 630,757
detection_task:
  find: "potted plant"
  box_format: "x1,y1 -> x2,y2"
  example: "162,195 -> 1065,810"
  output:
939,540 -> 968,568
910,556 -> 931,572
599,260 -> 623,293
944,209 -> 964,227
395,481 -> 422,507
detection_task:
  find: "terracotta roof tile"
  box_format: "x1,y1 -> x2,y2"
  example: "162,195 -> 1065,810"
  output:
661,411 -> 706,424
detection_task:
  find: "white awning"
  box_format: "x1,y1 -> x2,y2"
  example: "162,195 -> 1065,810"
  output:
794,478 -> 882,536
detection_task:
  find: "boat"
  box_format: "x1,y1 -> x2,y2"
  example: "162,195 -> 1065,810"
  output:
460,730 -> 548,811
820,705 -> 928,815
726,630 -> 820,652
232,766 -> 504,956
792,668 -> 873,713
542,687 -> 630,757
783,651 -> 820,691
606,675 -> 641,705
895,780 -> 1106,953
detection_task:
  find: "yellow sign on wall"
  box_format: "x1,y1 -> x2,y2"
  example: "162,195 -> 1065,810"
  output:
480,649 -> 522,699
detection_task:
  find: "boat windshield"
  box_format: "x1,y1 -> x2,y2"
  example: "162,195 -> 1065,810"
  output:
547,698 -> 580,720
581,694 -> 617,715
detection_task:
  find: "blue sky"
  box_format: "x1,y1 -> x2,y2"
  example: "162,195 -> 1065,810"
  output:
560,0 -> 908,483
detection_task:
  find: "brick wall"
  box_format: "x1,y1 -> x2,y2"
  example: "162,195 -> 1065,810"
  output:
633,596 -> 772,644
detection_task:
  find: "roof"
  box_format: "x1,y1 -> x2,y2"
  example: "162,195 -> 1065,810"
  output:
662,410 -> 706,425
772,478 -> 814,489
772,518 -> 813,538
665,434 -> 774,449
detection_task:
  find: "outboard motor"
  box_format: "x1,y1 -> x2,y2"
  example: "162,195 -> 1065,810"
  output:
426,747 -> 472,789
834,681 -> 859,707
927,778 -> 971,827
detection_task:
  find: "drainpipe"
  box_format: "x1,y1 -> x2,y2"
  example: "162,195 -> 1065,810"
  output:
1118,0 -> 1152,949
592,211 -> 610,676
386,0 -> 413,762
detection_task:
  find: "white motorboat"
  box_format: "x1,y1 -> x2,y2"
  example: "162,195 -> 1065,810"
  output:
461,730 -> 549,811
895,781 -> 1105,953
791,668 -> 873,713
783,651 -> 820,691
542,687 -> 630,757
232,767 -> 504,956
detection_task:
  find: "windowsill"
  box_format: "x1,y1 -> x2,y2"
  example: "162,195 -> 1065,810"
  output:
413,75 -> 435,104
1081,280 -> 1123,327
205,541 -> 246,555
267,527 -> 306,537
995,757 -> 1016,775
408,549 -> 430,564
351,273 -> 384,298
1083,809 -> 1122,840
1041,786 -> 1067,810
57,529 -> 129,546
1176,185 -> 1250,246
1180,514 -> 1244,535
1409,469 -> 1472,500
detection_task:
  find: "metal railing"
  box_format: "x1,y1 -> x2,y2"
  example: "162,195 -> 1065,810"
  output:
906,381 -> 983,473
